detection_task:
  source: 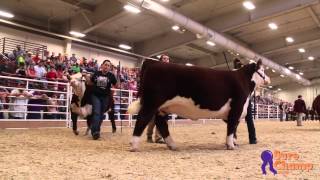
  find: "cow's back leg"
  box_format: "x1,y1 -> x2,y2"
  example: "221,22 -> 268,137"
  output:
131,107 -> 157,152
226,98 -> 246,150
108,97 -> 116,133
154,114 -> 177,151
71,112 -> 79,135
84,115 -> 92,136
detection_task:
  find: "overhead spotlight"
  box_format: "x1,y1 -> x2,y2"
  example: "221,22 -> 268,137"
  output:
69,31 -> 86,38
268,86 -> 273,89
124,4 -> 141,14
172,25 -> 180,31
286,37 -> 294,43
185,63 -> 193,66
236,53 -> 240,56
288,66 -> 294,70
157,55 -> 161,59
298,48 -> 306,53
161,0 -> 170,2
243,1 -> 256,10
299,72 -> 304,75
280,74 -> 285,78
119,44 -> 132,50
268,23 -> 278,30
0,10 -> 14,18
206,41 -> 216,46
278,88 -> 282,91
308,56 -> 315,61
249,59 -> 256,63
266,66 -> 269,70
272,69 -> 276,73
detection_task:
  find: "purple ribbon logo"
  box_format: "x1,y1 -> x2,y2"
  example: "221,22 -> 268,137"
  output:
261,150 -> 277,175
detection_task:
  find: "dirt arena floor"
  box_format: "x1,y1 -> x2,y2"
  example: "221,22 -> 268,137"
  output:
0,120 -> 320,179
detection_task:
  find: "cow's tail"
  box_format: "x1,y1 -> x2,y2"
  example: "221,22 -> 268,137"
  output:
127,98 -> 141,115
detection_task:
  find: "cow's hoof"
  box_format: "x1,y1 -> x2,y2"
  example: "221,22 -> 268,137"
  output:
168,145 -> 179,151
226,144 -> 236,150
129,147 -> 140,152
73,130 -> 79,136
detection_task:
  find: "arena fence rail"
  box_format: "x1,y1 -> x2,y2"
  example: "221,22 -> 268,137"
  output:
0,75 -> 285,129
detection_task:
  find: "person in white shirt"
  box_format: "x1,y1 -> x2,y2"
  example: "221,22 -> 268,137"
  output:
34,61 -> 47,78
9,83 -> 32,119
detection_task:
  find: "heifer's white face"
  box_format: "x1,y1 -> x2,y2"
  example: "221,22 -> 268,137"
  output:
251,65 -> 271,88
69,73 -> 86,98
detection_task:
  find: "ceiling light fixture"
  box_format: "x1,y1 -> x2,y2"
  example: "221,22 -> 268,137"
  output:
172,25 -> 180,31
268,23 -> 278,30
124,4 -> 141,14
268,86 -> 273,88
0,10 -> 14,18
286,37 -> 294,43
288,66 -> 294,70
308,56 -> 315,61
119,44 -> 132,50
298,48 -> 306,53
299,72 -> 304,75
272,69 -> 276,73
243,1 -> 256,10
206,40 -> 216,46
278,88 -> 282,91
185,63 -> 193,66
280,74 -> 285,78
69,31 -> 86,38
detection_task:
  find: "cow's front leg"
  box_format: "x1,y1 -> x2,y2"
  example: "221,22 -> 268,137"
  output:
71,112 -> 79,135
155,114 -> 177,151
130,108 -> 156,152
226,98 -> 246,150
233,123 -> 240,147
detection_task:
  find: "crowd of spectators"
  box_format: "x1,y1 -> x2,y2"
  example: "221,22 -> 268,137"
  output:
0,45 -> 139,119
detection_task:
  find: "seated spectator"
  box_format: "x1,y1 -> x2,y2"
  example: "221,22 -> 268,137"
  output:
70,53 -> 77,64
16,45 -> 25,57
44,94 -> 58,119
8,49 -> 17,61
0,88 -> 9,119
15,63 -> 26,77
46,66 -> 57,80
9,83 -> 32,119
25,52 -> 33,65
34,61 -> 47,78
71,63 -> 81,73
32,53 -> 41,64
26,64 -> 37,78
27,91 -> 48,119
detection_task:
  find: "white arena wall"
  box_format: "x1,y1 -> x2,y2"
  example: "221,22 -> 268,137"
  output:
275,83 -> 320,107
0,25 -> 138,67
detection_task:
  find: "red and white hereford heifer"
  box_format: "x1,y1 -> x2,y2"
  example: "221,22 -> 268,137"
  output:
128,59 -> 270,151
